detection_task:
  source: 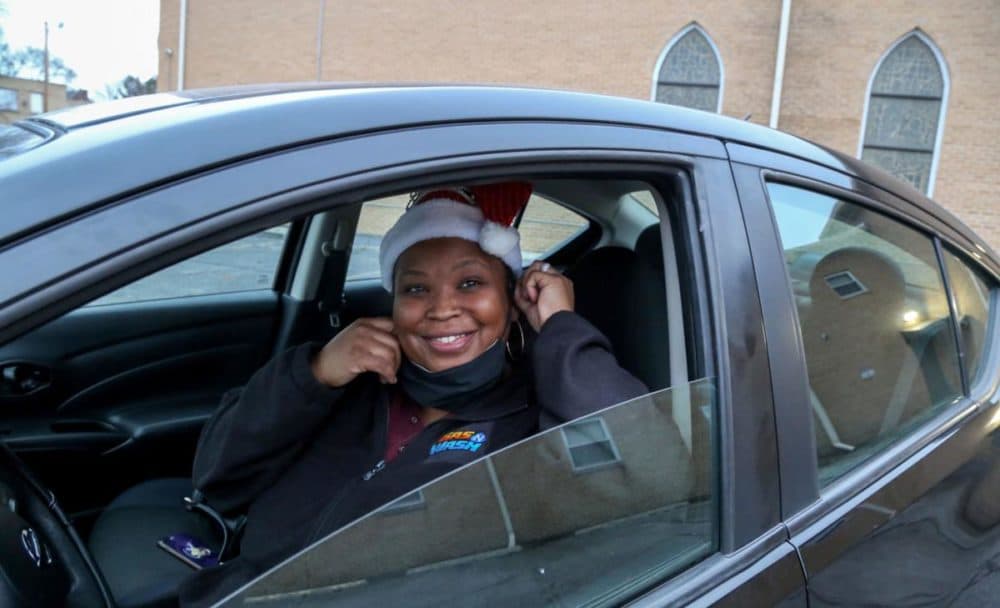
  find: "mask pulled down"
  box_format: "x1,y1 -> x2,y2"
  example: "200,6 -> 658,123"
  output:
398,339 -> 506,411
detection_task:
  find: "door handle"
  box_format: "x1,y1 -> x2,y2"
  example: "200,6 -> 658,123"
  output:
0,363 -> 52,396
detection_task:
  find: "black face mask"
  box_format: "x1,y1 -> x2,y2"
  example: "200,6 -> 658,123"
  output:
398,339 -> 506,412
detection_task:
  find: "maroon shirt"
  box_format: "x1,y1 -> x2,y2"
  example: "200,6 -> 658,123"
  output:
384,390 -> 425,462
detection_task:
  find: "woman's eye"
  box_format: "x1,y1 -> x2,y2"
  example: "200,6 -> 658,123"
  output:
459,278 -> 482,290
401,284 -> 426,295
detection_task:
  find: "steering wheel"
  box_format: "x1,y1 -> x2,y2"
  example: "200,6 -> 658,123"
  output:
0,442 -> 113,607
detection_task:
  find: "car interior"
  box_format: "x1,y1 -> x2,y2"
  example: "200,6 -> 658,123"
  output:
0,172 -> 715,607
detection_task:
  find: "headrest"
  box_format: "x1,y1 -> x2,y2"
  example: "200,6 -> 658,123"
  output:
635,224 -> 664,270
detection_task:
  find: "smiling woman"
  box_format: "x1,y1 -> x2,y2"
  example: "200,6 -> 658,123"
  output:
173,182 -> 653,607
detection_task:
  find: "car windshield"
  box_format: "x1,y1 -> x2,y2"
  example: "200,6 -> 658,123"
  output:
219,379 -> 717,607
0,124 -> 46,161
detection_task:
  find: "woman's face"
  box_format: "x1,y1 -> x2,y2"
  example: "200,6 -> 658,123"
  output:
393,237 -> 512,373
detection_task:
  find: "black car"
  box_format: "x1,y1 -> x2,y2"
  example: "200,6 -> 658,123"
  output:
0,84 -> 996,607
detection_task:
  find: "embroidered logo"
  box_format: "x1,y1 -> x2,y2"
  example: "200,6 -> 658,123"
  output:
430,430 -> 487,456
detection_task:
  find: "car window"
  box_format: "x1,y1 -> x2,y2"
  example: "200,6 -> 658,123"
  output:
517,196 -> 589,263
630,190 -> 660,215
221,379 -> 717,607
346,193 -> 408,281
346,193 -> 588,280
0,124 -> 46,160
766,183 -> 963,484
87,225 -> 290,306
943,248 -> 996,386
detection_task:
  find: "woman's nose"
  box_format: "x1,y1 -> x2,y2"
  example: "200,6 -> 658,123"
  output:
427,288 -> 460,319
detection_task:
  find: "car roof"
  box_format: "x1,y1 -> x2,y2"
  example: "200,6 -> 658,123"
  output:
0,83 -> 990,263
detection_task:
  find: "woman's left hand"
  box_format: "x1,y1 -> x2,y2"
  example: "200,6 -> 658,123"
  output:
515,260 -> 574,332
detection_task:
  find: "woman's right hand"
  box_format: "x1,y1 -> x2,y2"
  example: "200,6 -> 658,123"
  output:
311,317 -> 401,387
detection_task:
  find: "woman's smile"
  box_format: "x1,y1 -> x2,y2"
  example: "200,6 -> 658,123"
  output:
424,331 -> 475,353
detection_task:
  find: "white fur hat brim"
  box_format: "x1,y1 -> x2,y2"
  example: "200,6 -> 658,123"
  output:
378,198 -> 523,291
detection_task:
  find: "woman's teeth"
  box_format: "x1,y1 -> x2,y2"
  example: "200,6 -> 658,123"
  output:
431,333 -> 469,344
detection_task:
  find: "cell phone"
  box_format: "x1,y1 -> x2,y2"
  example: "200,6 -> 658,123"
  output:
156,534 -> 220,570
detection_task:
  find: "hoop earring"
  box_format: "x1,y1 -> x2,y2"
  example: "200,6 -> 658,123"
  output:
506,319 -> 526,361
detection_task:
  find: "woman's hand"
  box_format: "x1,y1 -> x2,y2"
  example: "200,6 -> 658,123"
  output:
311,317 -> 401,387
514,261 -> 575,332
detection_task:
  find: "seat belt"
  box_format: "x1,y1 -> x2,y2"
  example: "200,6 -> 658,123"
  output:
184,490 -> 246,562
315,236 -> 349,334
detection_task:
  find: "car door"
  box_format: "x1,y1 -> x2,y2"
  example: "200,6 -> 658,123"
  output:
0,224 -> 305,520
165,139 -> 805,605
731,143 -> 1000,606
0,118 -> 804,605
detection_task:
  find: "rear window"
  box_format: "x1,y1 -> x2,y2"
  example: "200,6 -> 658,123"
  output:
0,125 -> 47,161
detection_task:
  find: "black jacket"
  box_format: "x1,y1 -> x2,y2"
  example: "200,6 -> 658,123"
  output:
178,311 -> 647,606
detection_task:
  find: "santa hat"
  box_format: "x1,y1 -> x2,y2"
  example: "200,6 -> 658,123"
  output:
378,182 -> 532,291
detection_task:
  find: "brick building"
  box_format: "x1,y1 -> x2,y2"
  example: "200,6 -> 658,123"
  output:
0,75 -> 89,124
156,0 -> 998,249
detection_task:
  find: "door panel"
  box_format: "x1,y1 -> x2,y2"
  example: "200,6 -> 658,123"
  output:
0,291 -> 279,516
792,399 -> 1000,606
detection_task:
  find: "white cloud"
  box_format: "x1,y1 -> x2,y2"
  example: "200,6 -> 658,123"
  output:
3,0 -> 159,100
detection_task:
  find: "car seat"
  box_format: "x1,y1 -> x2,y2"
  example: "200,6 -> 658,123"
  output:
568,224 -> 707,497
87,478 -> 219,607
567,225 -> 671,391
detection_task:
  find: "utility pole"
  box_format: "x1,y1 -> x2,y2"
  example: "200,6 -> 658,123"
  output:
43,21 -> 49,112
42,21 -> 63,113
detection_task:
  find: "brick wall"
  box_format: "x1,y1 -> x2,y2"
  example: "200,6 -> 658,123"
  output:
158,0 -> 999,252
780,0 -> 1000,251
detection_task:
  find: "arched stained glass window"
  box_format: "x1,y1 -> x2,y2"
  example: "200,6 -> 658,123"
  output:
860,32 -> 948,195
652,25 -> 722,113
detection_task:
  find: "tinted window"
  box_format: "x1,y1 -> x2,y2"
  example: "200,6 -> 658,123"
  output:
222,380 -> 716,607
87,225 -> 289,305
767,183 -> 963,483
943,249 -> 995,386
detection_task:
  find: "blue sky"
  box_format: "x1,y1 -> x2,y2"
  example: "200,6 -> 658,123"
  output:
2,0 -> 159,100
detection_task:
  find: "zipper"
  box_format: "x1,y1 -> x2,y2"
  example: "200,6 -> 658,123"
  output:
363,395 -> 393,482
362,459 -> 385,481
362,415 -> 458,482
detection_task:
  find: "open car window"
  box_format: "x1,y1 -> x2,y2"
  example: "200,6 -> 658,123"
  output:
221,379 -> 717,607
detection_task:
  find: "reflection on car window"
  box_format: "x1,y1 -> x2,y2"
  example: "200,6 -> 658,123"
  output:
87,226 -> 289,306
767,183 -> 963,484
943,248 -> 996,386
221,379 -> 717,607
345,193 -> 589,280
0,124 -> 46,160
